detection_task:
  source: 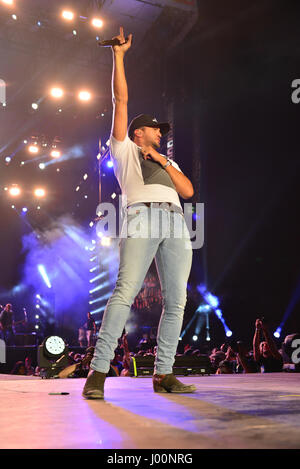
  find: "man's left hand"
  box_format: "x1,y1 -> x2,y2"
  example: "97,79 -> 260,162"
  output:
140,146 -> 164,165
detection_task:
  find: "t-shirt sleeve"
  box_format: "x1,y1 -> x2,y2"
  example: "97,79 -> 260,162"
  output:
110,134 -> 132,161
171,160 -> 182,173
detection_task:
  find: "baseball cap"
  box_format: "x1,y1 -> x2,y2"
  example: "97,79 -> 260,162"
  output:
128,114 -> 170,140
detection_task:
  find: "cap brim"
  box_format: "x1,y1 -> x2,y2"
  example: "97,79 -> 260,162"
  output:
154,122 -> 170,136
128,120 -> 170,138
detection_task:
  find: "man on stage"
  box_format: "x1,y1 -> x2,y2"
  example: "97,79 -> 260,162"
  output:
0,303 -> 15,345
83,27 -> 196,399
86,312 -> 97,347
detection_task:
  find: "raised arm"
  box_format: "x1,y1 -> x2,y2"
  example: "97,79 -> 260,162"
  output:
253,319 -> 262,362
261,321 -> 282,361
111,27 -> 133,142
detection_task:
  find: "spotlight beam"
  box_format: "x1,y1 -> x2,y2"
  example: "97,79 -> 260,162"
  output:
89,305 -> 106,315
89,281 -> 110,294
37,264 -> 52,289
89,292 -> 111,305
89,271 -> 107,283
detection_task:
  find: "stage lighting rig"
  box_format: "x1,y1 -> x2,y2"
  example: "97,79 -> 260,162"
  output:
34,188 -> 46,198
78,90 -> 91,101
8,185 -> 21,197
91,18 -> 103,29
50,150 -> 61,158
50,87 -> 64,99
37,336 -> 69,379
28,144 -> 39,154
61,10 -> 74,21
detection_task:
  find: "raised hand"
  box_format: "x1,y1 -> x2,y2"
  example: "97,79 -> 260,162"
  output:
140,145 -> 154,160
255,319 -> 262,329
112,26 -> 132,54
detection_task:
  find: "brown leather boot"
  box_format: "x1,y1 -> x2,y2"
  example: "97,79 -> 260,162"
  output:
82,370 -> 106,399
153,373 -> 197,393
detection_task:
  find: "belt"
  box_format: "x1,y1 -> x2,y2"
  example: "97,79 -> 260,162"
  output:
128,202 -> 183,214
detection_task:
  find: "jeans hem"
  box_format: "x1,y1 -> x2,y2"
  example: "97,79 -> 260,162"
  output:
90,363 -> 109,374
154,369 -> 173,375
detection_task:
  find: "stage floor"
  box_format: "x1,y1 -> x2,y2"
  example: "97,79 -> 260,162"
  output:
0,373 -> 300,449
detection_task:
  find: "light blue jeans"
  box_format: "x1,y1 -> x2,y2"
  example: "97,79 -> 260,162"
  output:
90,203 -> 193,375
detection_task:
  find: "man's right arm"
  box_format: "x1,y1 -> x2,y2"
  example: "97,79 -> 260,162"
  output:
111,27 -> 132,142
253,319 -> 261,362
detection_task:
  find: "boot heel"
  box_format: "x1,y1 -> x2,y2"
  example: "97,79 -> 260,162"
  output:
153,373 -> 196,394
153,383 -> 168,393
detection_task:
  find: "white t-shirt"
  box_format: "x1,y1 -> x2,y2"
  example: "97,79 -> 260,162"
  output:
110,134 -> 182,209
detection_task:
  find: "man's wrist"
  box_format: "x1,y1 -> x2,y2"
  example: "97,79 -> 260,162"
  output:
162,157 -> 172,169
149,150 -> 166,167
113,49 -> 125,58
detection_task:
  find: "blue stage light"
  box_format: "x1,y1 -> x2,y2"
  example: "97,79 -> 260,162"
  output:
204,292 -> 219,308
89,281 -> 110,294
89,272 -> 107,283
197,283 -> 206,294
37,264 -> 52,288
89,306 -> 106,315
274,327 -> 281,338
89,292 -> 111,305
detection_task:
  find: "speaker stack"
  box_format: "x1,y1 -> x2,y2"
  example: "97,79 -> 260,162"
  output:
129,354 -> 211,377
14,333 -> 38,346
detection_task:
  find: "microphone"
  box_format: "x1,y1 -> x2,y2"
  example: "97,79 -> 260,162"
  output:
98,37 -> 130,47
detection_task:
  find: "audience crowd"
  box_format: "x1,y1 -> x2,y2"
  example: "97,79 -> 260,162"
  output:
7,317 -> 300,377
